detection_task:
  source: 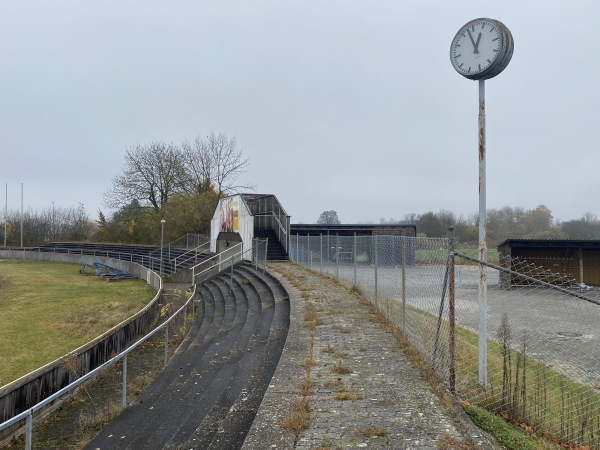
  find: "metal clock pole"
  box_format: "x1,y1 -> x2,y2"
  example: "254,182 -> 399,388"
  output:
478,78 -> 488,386
450,17 -> 513,389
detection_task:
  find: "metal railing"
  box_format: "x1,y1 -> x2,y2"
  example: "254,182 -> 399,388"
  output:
1,243 -> 210,276
255,212 -> 288,239
192,239 -> 268,286
172,241 -> 211,273
2,245 -> 160,268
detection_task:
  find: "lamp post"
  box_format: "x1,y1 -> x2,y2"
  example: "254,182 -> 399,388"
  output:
3,183 -> 6,248
52,202 -> 55,242
160,219 -> 166,276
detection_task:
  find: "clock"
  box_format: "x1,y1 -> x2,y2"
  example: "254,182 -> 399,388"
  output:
450,18 -> 514,80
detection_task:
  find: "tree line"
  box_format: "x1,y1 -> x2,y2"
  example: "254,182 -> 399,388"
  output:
381,205 -> 600,245
1,132 -> 251,247
3,143 -> 600,249
1,203 -> 92,247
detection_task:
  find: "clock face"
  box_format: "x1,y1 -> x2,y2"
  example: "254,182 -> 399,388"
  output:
450,18 -> 513,80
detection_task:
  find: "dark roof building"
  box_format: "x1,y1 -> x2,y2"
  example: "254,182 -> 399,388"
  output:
290,224 -> 417,265
497,239 -> 600,287
290,223 -> 416,237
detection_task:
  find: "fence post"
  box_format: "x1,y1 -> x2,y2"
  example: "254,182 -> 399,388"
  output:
402,234 -> 407,334
327,233 -> 330,273
353,232 -> 357,286
254,239 -> 258,270
306,233 -> 312,269
183,302 -> 187,331
320,234 -> 323,274
164,326 -> 169,367
432,236 -> 452,367
448,226 -> 456,393
263,238 -> 269,274
25,411 -> 32,450
296,234 -> 299,263
122,354 -> 128,408
230,256 -> 234,292
264,238 -> 268,272
374,234 -> 378,305
335,234 -> 340,279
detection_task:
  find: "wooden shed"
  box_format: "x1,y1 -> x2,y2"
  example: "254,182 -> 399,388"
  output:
497,239 -> 600,287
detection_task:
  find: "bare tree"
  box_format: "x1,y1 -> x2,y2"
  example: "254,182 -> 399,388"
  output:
561,213 -> 600,239
182,131 -> 254,196
181,135 -> 214,195
317,210 -> 341,224
104,142 -> 188,211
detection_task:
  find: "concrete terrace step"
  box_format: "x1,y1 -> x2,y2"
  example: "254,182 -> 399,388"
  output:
184,266 -> 290,449
84,263 -> 290,450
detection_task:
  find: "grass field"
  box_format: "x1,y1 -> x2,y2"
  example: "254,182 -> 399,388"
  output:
0,260 -> 156,387
415,247 -> 500,265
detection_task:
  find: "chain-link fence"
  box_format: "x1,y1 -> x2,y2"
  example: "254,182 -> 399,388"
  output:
291,233 -> 600,449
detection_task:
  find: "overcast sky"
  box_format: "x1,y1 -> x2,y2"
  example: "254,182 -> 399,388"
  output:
1,1 -> 598,225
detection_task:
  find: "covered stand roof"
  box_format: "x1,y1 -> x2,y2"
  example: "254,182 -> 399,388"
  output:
291,223 -> 416,237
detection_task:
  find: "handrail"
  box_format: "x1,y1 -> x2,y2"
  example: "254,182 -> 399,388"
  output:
0,284 -> 197,449
149,234 -> 208,258
190,242 -> 244,284
254,212 -> 288,236
8,246 -> 162,268
172,241 -> 211,272
9,245 -> 207,275
192,239 -> 268,284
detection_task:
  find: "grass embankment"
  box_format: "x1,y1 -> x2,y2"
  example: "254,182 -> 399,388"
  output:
415,247 -> 499,265
0,260 -> 155,387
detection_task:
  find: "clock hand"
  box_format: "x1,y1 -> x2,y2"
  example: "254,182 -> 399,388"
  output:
466,29 -> 478,52
473,32 -> 482,54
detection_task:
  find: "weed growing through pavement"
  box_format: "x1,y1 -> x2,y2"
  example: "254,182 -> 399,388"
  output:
321,343 -> 347,359
360,424 -> 387,438
331,360 -> 351,375
333,385 -> 364,401
300,376 -> 314,396
332,324 -> 352,334
322,343 -> 336,354
282,397 -> 310,434
304,300 -> 323,329
315,435 -> 335,450
302,357 -> 317,369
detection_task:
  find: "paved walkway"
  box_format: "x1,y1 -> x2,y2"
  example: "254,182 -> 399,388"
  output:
243,263 -> 493,449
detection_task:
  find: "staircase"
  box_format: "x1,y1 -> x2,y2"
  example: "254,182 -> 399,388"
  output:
253,229 -> 288,261
84,263 -> 290,450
